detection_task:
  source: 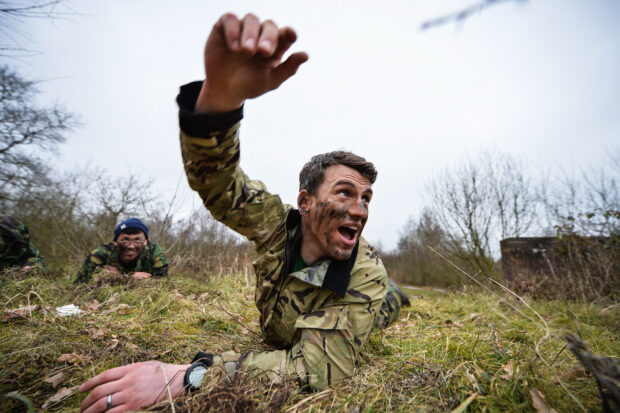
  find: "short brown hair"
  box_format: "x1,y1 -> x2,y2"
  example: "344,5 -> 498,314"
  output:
299,151 -> 377,195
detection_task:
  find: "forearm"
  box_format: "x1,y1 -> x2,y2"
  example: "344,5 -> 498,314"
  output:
75,261 -> 102,283
151,265 -> 168,278
178,82 -> 244,212
150,246 -> 169,277
25,253 -> 47,273
178,84 -> 287,244
195,79 -> 244,114
206,327 -> 357,390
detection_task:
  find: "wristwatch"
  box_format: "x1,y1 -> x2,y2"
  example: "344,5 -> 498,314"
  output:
183,351 -> 213,393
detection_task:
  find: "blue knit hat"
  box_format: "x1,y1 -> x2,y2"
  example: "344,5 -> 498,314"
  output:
114,218 -> 149,240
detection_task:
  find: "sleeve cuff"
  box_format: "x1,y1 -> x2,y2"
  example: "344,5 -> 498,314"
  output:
177,81 -> 244,137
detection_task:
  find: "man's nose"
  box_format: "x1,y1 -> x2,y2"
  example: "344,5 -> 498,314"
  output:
348,199 -> 368,220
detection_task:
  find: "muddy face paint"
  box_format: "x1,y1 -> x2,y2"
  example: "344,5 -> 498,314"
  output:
116,237 -> 146,263
301,165 -> 373,262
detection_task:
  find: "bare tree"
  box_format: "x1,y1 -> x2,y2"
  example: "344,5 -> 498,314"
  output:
0,0 -> 74,57
390,208 -> 461,287
539,153 -> 619,236
485,151 -> 536,239
428,158 -> 494,275
426,151 -> 535,277
84,171 -> 156,243
0,65 -> 77,206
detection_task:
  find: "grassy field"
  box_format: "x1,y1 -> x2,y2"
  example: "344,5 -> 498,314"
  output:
1,269 -> 618,412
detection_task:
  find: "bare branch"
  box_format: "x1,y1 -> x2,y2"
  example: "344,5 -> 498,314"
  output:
420,0 -> 528,31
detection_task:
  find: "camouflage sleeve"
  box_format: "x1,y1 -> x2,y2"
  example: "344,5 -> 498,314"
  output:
149,243 -> 169,277
75,245 -> 112,283
180,124 -> 289,246
1,216 -> 46,272
207,257 -> 387,390
25,242 -> 47,273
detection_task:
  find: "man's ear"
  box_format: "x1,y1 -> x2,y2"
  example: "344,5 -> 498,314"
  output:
297,190 -> 311,216
113,241 -> 118,247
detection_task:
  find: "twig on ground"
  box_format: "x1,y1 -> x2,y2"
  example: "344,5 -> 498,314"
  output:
159,365 -> 176,413
284,389 -> 332,412
213,301 -> 263,341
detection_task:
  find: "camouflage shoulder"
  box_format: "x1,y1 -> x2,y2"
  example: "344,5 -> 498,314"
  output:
75,243 -> 114,283
147,242 -> 169,277
85,243 -> 115,264
26,242 -> 47,271
26,256 -> 48,273
355,237 -> 387,278
346,237 -> 388,299
0,215 -> 30,245
148,243 -> 166,256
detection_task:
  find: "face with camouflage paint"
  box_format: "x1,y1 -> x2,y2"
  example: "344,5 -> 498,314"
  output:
114,231 -> 147,263
299,165 -> 372,264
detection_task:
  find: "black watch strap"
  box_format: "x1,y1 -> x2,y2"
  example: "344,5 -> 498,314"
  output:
191,351 -> 214,366
184,352 -> 214,393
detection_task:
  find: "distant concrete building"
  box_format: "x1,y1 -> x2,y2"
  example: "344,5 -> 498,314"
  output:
500,236 -> 618,298
500,237 -> 556,289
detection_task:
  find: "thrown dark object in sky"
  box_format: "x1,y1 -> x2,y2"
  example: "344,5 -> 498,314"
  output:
420,0 -> 529,30
566,333 -> 620,413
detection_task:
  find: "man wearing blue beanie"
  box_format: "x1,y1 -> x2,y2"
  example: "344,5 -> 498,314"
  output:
75,218 -> 169,283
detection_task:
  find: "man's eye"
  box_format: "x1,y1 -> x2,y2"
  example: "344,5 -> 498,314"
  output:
338,189 -> 349,196
362,196 -> 370,203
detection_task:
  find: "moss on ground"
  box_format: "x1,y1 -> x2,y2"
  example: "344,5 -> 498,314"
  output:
1,269 -> 617,412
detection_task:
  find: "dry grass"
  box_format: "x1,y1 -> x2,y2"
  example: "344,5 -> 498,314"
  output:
1,267 -> 618,412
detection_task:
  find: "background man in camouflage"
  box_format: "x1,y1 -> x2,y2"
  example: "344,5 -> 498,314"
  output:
0,215 -> 46,275
79,13 -> 409,412
75,218 -> 169,283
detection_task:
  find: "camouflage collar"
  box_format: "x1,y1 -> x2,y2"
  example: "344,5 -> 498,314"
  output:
285,209 -> 359,298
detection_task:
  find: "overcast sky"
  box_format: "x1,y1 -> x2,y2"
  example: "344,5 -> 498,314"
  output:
5,0 -> 620,250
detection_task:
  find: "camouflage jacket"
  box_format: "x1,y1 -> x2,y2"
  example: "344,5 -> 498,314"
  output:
0,215 -> 47,272
179,82 -> 388,389
75,241 -> 169,283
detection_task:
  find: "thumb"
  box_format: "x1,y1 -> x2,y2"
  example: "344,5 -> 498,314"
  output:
268,52 -> 309,90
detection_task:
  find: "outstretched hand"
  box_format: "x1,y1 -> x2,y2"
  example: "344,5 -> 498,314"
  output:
79,361 -> 189,413
196,13 -> 309,114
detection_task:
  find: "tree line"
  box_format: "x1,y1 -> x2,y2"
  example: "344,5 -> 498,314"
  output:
382,148 -> 618,299
2,64 -> 617,298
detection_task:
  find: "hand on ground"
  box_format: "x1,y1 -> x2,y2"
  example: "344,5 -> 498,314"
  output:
79,361 -> 189,413
103,265 -> 122,274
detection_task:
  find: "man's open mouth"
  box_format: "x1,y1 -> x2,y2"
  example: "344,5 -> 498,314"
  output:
338,226 -> 358,242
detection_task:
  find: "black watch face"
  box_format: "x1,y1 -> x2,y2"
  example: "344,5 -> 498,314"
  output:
189,364 -> 208,388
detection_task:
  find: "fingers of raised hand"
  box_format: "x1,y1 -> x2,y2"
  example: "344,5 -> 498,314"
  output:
217,13 -> 241,50
269,52 -> 309,90
240,13 -> 261,54
218,13 -> 283,57
272,26 -> 299,61
257,20 -> 278,57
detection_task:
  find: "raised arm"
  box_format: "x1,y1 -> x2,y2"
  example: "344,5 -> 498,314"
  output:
195,13 -> 308,114
79,14 -> 308,412
179,13 -> 308,243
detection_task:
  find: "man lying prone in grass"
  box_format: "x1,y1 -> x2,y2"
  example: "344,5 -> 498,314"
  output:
79,13 -> 410,413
